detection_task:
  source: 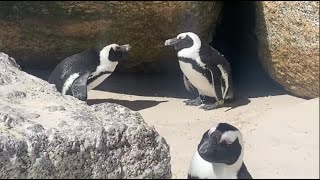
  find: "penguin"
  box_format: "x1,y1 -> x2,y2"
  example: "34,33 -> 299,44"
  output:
187,123 -> 252,179
48,43 -> 131,101
164,32 -> 234,110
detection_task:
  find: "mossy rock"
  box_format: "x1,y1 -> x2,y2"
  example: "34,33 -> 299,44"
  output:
0,1 -> 223,72
255,1 -> 319,98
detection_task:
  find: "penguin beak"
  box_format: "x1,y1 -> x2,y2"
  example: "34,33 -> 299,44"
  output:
118,44 -> 131,52
164,37 -> 181,46
198,136 -> 218,162
198,140 -> 213,155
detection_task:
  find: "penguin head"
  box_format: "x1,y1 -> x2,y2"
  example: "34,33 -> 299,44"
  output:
102,44 -> 131,62
197,123 -> 243,165
164,32 -> 201,51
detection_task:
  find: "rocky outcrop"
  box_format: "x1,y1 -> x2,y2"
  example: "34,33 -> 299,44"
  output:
0,1 -> 222,72
255,1 -> 319,98
0,52 -> 171,179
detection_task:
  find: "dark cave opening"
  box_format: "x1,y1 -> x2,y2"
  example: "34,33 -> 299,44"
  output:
209,1 -> 287,98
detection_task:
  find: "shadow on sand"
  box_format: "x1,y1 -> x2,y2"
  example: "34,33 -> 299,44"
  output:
87,98 -> 168,111
24,68 -> 287,112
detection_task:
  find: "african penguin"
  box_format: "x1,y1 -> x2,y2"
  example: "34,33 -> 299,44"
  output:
164,32 -> 234,110
48,43 -> 131,101
188,123 -> 252,179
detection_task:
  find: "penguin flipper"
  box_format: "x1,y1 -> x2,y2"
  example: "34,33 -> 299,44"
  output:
183,74 -> 195,92
216,64 -> 230,99
207,65 -> 224,102
237,162 -> 253,179
71,71 -> 91,101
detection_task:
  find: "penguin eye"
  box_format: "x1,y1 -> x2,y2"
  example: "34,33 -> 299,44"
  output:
114,46 -> 120,51
221,140 -> 232,146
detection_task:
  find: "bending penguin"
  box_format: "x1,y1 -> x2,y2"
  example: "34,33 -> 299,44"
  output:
188,123 -> 252,179
48,43 -> 131,101
164,32 -> 234,110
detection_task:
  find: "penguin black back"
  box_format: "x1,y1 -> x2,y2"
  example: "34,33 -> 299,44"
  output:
48,48 -> 100,93
48,43 -> 131,101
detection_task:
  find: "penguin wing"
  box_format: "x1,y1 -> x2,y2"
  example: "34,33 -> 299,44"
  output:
70,71 -> 91,101
183,74 -> 195,92
207,65 -> 224,101
199,44 -> 232,100
237,163 -> 253,179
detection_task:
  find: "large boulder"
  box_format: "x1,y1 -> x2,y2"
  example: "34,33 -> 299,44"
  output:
0,1 -> 222,72
0,52 -> 171,179
255,1 -> 319,98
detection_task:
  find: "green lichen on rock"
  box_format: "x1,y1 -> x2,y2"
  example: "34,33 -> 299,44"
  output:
0,1 -> 223,72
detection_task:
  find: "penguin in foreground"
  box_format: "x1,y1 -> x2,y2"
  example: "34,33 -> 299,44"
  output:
164,32 -> 234,110
188,123 -> 252,179
48,43 -> 131,101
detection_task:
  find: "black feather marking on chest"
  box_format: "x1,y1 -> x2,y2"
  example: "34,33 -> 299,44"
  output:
178,57 -> 213,84
87,71 -> 113,85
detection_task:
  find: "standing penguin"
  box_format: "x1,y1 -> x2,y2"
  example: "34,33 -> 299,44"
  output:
188,123 -> 252,179
164,32 -> 234,110
48,43 -> 131,101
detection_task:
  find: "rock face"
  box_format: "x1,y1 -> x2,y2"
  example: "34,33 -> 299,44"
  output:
0,52 -> 171,178
0,1 -> 222,72
255,1 -> 319,98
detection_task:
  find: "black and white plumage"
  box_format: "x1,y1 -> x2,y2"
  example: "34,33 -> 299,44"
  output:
164,32 -> 234,110
187,123 -> 252,179
48,43 -> 131,101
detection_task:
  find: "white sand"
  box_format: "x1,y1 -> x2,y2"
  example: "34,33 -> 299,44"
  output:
28,69 -> 319,179
246,98 -> 319,179
87,74 -> 319,179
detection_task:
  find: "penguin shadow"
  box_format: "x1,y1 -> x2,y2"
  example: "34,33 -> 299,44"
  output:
94,71 -> 194,99
202,95 -> 251,112
224,96 -> 251,112
87,98 -> 168,111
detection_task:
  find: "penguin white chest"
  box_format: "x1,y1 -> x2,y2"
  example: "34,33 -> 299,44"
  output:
87,73 -> 111,90
188,151 -> 217,179
87,61 -> 117,91
178,60 -> 215,97
188,151 -> 238,179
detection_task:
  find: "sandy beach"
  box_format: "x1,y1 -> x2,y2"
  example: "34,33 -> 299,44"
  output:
85,72 -> 318,179
27,69 -> 319,179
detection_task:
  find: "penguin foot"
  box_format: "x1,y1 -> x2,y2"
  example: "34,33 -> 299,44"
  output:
200,100 -> 224,110
183,97 -> 202,106
74,94 -> 87,101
